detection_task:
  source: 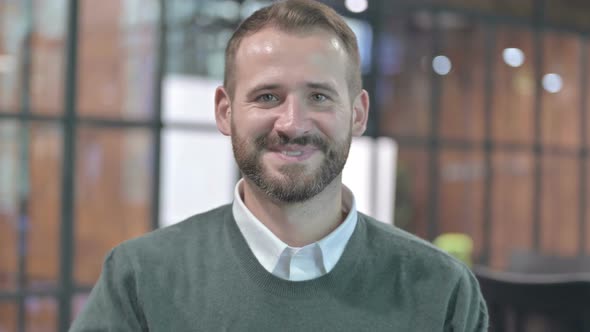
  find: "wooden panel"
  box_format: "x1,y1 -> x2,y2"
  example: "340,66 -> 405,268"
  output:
77,0 -> 124,118
394,147 -> 430,239
438,149 -> 485,259
439,23 -> 486,142
541,32 -> 581,148
586,42 -> 590,147
76,0 -> 158,120
0,122 -> 18,291
0,303 -> 17,332
378,15 -> 433,138
587,160 -> 590,255
490,151 -> 534,269
27,124 -> 62,290
74,128 -> 152,286
492,27 -> 535,144
28,1 -> 67,115
0,123 -> 61,290
25,297 -> 58,332
0,218 -> 17,291
540,155 -> 579,256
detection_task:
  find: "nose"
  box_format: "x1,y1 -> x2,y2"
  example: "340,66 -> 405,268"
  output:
273,96 -> 311,139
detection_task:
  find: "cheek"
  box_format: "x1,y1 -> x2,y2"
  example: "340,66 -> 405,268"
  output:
233,110 -> 267,130
314,112 -> 351,138
232,112 -> 277,143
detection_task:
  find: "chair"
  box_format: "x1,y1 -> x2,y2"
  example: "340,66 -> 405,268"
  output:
474,266 -> 590,332
508,251 -> 590,274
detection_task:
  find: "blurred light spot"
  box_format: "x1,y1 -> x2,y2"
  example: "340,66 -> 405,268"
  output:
345,0 -> 368,13
543,73 -> 563,93
502,48 -> 525,67
432,55 -> 452,75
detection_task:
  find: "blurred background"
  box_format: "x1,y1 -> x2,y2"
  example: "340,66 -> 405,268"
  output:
1,0 -> 590,331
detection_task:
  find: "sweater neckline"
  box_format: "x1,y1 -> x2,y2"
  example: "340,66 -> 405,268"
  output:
223,206 -> 367,298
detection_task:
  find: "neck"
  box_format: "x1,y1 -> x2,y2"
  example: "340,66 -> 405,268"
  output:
241,177 -> 344,247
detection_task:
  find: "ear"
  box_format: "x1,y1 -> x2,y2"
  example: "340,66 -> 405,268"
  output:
214,86 -> 232,136
351,89 -> 370,136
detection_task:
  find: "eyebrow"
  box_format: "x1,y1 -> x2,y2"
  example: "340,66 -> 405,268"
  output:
245,81 -> 340,98
246,83 -> 281,96
306,82 -> 339,96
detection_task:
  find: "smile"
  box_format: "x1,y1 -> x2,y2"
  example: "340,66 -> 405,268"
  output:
267,145 -> 319,162
282,151 -> 303,157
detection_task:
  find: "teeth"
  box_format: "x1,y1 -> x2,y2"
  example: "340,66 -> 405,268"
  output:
282,151 -> 303,156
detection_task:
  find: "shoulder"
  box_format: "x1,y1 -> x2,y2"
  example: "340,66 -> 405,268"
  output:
114,204 -> 232,261
358,213 -> 487,328
358,213 -> 473,279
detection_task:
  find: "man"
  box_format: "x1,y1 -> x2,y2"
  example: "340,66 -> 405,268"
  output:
71,0 -> 488,331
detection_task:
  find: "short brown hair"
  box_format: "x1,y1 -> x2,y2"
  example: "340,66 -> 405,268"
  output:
224,0 -> 362,98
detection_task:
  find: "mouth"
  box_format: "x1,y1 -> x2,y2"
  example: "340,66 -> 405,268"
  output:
267,145 -> 319,162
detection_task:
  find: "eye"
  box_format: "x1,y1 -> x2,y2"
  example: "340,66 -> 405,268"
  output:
311,93 -> 328,102
256,94 -> 279,103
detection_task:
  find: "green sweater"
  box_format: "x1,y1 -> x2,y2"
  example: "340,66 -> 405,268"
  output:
70,205 -> 488,331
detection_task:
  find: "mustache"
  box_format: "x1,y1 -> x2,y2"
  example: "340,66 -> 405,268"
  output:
254,134 -> 328,152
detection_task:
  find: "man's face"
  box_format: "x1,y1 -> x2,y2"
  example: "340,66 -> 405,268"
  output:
218,27 -> 367,203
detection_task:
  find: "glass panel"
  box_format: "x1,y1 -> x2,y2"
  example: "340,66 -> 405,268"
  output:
541,32 -> 581,148
30,0 -> 67,115
490,151 -> 534,270
439,21 -> 485,141
74,127 -> 152,286
71,293 -> 90,324
394,147 -> 430,239
540,155 -> 579,256
378,11 -> 432,138
0,302 -> 17,332
166,0 -> 236,78
0,122 -> 18,291
0,2 -> 25,113
77,0 -> 159,119
0,122 -> 62,291
25,297 -> 57,332
438,149 -> 485,259
160,129 -> 235,227
27,124 -> 62,290
492,27 -> 535,144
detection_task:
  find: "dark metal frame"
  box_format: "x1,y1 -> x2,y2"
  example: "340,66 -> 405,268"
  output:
56,0 -> 80,328
15,0 -> 33,330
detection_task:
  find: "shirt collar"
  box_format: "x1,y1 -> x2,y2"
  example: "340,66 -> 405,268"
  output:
232,179 -> 358,274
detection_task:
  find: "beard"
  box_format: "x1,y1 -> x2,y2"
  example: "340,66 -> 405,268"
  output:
231,124 -> 351,203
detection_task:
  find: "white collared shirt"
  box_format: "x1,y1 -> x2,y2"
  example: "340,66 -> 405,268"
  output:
232,179 -> 358,281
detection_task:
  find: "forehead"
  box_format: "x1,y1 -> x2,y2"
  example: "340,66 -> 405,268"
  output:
233,27 -> 351,94
238,26 -> 346,55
